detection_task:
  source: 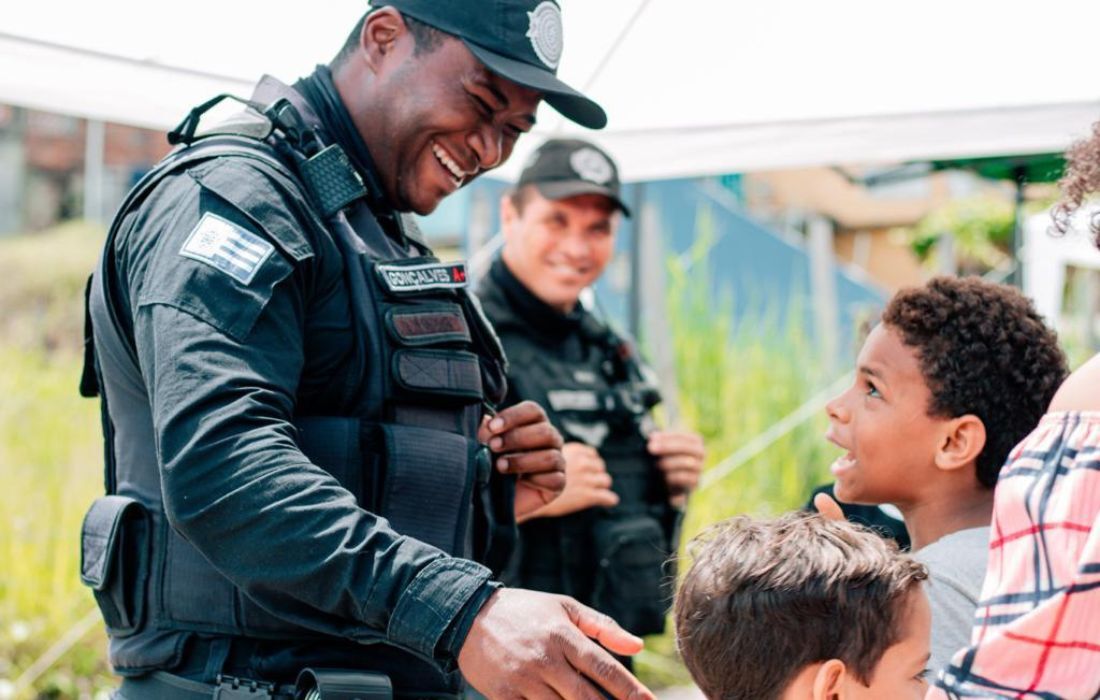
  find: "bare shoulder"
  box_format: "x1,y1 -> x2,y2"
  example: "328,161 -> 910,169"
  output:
1049,353 -> 1100,412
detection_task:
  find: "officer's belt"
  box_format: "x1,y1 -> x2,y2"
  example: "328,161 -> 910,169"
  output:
119,671 -> 296,700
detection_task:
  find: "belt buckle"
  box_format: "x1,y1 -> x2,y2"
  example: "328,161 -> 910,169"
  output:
214,674 -> 276,699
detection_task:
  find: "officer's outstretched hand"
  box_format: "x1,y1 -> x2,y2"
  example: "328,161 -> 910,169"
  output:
521,442 -> 619,521
458,588 -> 655,700
647,430 -> 705,502
480,401 -> 566,522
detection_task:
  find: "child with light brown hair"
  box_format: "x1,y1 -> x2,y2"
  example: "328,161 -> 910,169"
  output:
675,512 -> 931,700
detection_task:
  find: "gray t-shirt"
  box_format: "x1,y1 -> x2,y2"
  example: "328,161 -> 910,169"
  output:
914,526 -> 991,677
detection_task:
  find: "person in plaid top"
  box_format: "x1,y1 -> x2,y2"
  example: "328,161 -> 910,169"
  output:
930,121 -> 1100,699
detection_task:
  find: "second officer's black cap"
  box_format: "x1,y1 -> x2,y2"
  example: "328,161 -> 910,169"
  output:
518,139 -> 631,217
370,0 -> 607,130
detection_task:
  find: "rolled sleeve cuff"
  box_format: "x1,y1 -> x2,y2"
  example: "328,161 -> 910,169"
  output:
387,557 -> 496,667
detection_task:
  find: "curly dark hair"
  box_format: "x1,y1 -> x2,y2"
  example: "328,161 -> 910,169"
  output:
883,276 -> 1067,488
1052,118 -> 1100,247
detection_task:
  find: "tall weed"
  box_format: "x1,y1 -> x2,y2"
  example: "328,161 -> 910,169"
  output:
0,224 -> 111,699
634,221 -> 842,687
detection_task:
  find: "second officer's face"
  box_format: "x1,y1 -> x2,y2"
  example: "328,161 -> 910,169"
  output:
501,188 -> 619,313
372,25 -> 541,215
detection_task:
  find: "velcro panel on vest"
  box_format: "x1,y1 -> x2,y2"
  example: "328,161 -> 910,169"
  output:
385,303 -> 471,347
379,424 -> 476,555
392,349 -> 482,403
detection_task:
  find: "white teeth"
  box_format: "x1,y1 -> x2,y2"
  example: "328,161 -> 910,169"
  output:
432,142 -> 465,184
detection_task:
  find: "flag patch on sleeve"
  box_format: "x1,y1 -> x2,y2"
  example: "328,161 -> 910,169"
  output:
179,213 -> 275,285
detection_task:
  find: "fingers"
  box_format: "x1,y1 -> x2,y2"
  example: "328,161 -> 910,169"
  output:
562,442 -> 600,458
489,420 -> 564,454
647,430 -> 705,460
587,471 -> 613,490
813,492 -> 846,522
656,451 -> 702,495
486,400 -> 551,435
662,469 -> 698,494
543,654 -> 621,700
590,489 -> 620,508
558,625 -> 651,695
561,598 -> 644,656
498,446 -> 566,475
655,454 -> 700,473
522,470 -> 568,494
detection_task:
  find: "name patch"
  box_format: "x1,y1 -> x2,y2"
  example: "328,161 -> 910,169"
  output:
377,261 -> 468,293
179,213 -> 275,285
547,389 -> 600,412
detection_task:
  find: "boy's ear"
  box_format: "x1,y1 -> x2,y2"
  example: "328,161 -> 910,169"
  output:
934,414 -> 986,473
811,659 -> 848,700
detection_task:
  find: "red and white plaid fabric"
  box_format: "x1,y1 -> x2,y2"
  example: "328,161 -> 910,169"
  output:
929,412 -> 1100,700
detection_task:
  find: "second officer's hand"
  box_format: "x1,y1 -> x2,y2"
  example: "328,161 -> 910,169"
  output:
523,442 -> 619,522
479,401 -> 565,522
458,588 -> 655,700
647,430 -> 705,498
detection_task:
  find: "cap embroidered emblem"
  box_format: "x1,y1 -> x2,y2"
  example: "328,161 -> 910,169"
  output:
526,1 -> 563,70
569,148 -> 614,185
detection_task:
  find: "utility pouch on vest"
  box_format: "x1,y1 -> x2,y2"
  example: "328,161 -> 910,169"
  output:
80,495 -> 150,637
591,513 -> 671,637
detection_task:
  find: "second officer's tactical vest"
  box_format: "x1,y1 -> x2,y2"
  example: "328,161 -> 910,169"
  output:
78,79 -> 513,648
478,274 -> 679,636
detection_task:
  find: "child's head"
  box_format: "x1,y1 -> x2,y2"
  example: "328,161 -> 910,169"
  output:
825,276 -> 1067,506
675,513 -> 930,700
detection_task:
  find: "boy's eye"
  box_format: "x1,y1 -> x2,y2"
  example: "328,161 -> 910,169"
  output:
864,382 -> 882,399
914,668 -> 930,682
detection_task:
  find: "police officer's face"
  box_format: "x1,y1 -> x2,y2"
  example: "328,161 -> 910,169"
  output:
354,12 -> 542,215
501,189 -> 619,312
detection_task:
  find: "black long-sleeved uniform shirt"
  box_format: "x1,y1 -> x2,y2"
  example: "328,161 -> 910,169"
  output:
93,68 -> 495,691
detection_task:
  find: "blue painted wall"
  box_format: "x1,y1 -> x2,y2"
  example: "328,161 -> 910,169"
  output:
415,175 -> 886,360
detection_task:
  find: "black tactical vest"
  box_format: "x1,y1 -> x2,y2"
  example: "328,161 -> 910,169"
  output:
477,263 -> 679,636
79,81 -> 513,650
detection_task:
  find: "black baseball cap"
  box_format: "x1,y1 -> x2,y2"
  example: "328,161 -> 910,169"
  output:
371,0 -> 607,129
518,138 -> 630,216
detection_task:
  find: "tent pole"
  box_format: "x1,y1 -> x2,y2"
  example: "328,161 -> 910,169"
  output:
809,215 -> 839,372
1011,166 -> 1027,288
628,182 -> 646,339
638,200 -> 680,425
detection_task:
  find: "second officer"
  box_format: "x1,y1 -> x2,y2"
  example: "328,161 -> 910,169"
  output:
477,139 -> 706,650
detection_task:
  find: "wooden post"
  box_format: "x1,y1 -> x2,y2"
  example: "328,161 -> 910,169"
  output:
83,118 -> 105,224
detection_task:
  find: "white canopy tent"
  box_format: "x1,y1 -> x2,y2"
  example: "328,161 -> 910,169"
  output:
4,0 -> 1100,180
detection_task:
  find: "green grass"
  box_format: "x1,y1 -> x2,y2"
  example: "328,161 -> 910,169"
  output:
0,347 -> 112,700
633,227 -> 839,688
0,223 -> 113,699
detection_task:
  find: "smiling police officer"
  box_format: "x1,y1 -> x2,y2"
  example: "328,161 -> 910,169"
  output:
477,140 -> 706,658
78,2 -> 655,699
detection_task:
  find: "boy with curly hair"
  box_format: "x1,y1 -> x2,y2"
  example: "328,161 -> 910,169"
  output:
926,120 -> 1100,699
675,512 -> 932,700
820,276 -> 1067,676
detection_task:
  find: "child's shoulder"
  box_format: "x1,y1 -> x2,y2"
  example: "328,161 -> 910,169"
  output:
1050,353 -> 1100,412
